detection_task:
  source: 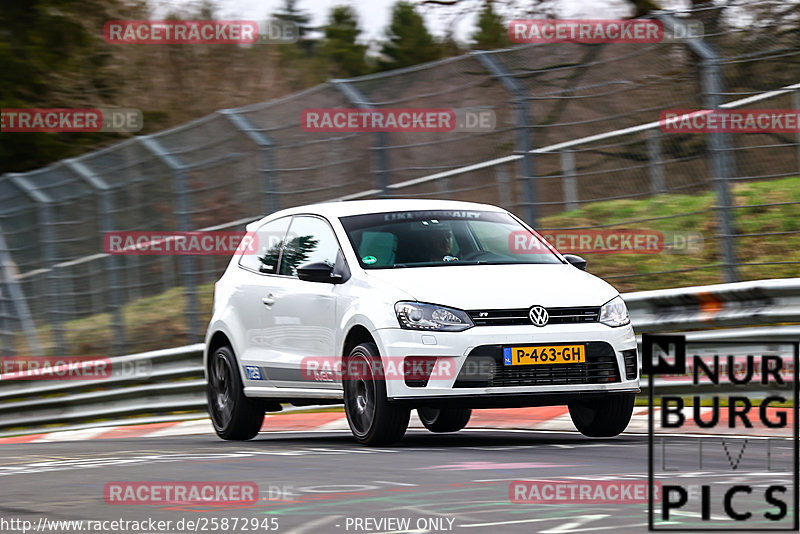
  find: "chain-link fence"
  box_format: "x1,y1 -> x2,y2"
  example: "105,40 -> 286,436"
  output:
1,5 -> 799,357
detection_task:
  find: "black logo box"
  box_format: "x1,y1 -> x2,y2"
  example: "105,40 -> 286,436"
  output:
644,335 -> 799,531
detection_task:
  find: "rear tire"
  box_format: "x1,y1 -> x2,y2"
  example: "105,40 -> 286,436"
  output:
568,393 -> 635,437
207,345 -> 265,440
417,407 -> 472,433
343,342 -> 410,446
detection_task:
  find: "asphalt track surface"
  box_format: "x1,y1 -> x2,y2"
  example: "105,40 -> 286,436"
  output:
0,428 -> 796,534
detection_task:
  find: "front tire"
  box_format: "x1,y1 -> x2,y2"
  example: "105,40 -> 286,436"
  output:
417,407 -> 472,433
568,393 -> 635,437
343,342 -> 410,446
207,345 -> 265,440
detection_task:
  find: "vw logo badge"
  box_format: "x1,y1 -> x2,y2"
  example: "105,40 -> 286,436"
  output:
528,305 -> 549,327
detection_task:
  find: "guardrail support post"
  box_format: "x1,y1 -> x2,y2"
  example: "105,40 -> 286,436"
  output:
474,51 -> 537,225
332,80 -> 391,198
656,12 -> 739,283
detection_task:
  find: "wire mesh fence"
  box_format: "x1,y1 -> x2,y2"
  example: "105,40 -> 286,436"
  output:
0,5 -> 799,357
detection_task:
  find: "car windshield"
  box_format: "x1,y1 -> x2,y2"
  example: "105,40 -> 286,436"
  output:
339,209 -> 563,268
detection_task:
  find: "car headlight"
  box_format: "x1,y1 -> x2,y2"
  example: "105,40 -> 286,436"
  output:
599,295 -> 630,327
395,302 -> 473,332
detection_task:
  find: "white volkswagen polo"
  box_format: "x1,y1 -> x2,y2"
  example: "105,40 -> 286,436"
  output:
205,199 -> 639,445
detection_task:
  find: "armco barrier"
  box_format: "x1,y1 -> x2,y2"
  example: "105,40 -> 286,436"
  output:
0,344 -> 205,436
625,278 -> 800,332
0,278 -> 797,436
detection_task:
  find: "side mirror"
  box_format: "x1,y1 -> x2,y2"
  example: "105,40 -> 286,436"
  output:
297,261 -> 344,283
563,254 -> 587,271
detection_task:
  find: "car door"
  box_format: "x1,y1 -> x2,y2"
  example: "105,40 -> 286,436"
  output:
264,215 -> 342,389
233,216 -> 291,387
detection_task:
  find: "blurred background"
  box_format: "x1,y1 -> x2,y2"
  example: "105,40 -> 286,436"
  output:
0,0 -> 798,358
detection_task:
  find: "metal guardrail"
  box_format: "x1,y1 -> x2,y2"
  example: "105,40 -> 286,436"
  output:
629,279 -> 800,394
626,278 -> 800,332
0,344 -> 205,437
0,279 -> 797,436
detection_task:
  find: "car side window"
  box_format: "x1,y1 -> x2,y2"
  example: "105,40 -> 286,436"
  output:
238,216 -> 290,274
279,215 -> 341,277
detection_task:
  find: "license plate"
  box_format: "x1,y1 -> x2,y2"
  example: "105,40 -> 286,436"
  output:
503,345 -> 585,366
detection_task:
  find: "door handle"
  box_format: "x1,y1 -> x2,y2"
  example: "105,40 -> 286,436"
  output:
262,295 -> 275,307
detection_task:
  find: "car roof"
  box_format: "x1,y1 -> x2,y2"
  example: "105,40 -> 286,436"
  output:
247,199 -> 508,229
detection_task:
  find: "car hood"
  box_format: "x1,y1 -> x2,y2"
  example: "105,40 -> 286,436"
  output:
363,264 -> 619,309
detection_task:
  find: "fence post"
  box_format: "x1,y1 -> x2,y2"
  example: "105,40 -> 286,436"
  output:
86,259 -> 103,315
220,110 -> 278,215
495,165 -> 512,207
560,150 -> 579,212
436,176 -> 451,199
66,160 -> 127,355
793,89 -> 800,173
647,129 -> 666,194
656,13 -> 739,283
0,285 -> 11,356
139,137 -> 201,343
125,255 -> 142,301
0,224 -> 42,355
703,58 -> 739,283
6,175 -> 64,354
41,206 -> 63,353
161,254 -> 176,292
474,51 -> 537,225
332,80 -> 391,198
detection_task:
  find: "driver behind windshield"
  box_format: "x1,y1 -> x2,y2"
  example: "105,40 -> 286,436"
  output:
425,226 -> 458,262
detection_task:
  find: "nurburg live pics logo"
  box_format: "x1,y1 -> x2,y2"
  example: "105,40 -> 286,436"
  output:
644,334 -> 799,531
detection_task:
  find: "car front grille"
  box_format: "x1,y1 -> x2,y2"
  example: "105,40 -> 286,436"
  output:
454,341 -> 620,388
467,306 -> 600,326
